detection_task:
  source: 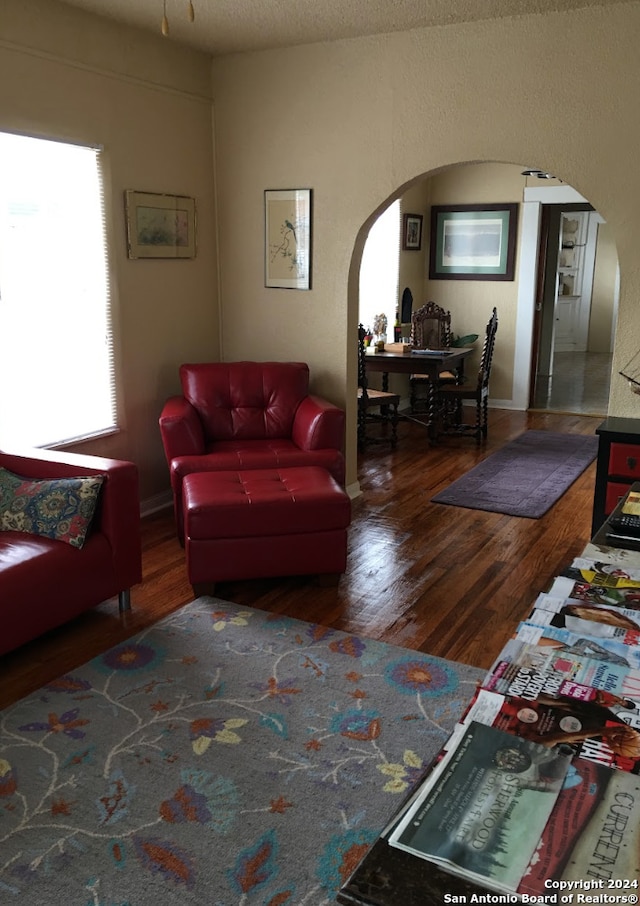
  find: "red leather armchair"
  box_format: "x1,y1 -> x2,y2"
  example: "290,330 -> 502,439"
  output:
159,362 -> 346,540
0,447 -> 142,657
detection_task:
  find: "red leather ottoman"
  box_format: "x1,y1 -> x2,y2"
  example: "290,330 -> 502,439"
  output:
182,466 -> 351,592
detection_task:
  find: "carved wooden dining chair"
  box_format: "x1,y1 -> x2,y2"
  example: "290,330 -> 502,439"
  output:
357,324 -> 400,450
435,307 -> 498,443
409,301 -> 453,413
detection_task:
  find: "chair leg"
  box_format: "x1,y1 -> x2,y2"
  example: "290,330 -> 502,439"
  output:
118,589 -> 131,613
475,398 -> 485,444
390,403 -> 399,447
357,408 -> 366,451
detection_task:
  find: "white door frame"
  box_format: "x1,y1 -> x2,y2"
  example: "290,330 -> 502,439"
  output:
512,184 -> 589,411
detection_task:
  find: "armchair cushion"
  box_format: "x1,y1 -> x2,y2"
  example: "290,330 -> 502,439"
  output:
0,447 -> 142,656
179,361 -> 311,441
0,468 -> 104,549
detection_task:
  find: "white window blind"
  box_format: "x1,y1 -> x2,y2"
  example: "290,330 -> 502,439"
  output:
0,132 -> 116,448
359,200 -> 401,336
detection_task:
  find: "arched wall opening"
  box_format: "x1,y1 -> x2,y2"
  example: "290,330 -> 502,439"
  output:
348,160 -> 619,492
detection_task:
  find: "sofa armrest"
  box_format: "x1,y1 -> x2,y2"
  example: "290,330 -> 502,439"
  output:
0,447 -> 142,587
292,396 -> 345,452
159,396 -> 205,463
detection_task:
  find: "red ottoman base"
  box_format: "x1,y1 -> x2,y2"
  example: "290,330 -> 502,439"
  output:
182,467 -> 351,591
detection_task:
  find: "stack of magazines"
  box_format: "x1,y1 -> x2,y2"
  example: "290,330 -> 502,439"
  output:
388,543 -> 640,895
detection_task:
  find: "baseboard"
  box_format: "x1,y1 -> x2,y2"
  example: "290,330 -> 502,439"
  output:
140,490 -> 173,518
488,398 -> 522,411
346,480 -> 361,499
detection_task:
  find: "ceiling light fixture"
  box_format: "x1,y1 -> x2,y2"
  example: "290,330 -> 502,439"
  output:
521,168 -> 560,180
162,0 -> 195,37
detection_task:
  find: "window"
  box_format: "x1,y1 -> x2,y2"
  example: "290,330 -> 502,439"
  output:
0,132 -> 116,448
359,200 -> 401,337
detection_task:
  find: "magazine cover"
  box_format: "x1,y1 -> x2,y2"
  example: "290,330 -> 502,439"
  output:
484,638 -> 640,701
518,756 -> 640,895
532,594 -> 640,642
388,721 -> 571,894
464,687 -> 640,774
484,658 -> 640,711
550,576 -> 640,609
581,541 -> 640,569
562,558 -> 640,588
514,620 -> 640,668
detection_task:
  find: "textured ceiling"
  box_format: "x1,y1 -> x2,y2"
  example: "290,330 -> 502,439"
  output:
55,0 -> 626,56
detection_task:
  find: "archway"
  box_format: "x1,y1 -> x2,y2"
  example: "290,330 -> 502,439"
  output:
349,161 -> 618,471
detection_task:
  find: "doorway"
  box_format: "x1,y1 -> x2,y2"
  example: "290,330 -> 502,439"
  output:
525,191 -> 618,418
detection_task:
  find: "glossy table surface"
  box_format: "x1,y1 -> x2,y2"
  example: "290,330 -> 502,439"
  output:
364,346 -> 473,376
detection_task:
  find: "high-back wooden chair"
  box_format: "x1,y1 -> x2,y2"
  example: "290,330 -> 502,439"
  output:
357,324 -> 400,450
409,302 -> 453,413
435,307 -> 498,443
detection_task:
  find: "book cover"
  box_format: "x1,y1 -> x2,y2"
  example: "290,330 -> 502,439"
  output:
518,757 -> 640,895
623,489 -> 640,516
388,721 -> 571,894
464,686 -> 640,774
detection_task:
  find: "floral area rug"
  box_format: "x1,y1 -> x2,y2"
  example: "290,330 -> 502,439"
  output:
0,598 -> 483,905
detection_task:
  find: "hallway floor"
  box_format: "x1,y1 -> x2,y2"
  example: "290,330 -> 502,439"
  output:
532,350 -> 612,416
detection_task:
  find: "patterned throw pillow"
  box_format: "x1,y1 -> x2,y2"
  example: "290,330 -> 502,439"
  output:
0,468 -> 104,549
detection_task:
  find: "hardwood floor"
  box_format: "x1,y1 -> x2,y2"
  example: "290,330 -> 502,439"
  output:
0,408 -> 601,711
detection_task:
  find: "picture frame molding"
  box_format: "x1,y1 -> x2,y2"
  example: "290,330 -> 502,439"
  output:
429,202 -> 518,281
264,188 -> 313,290
124,190 -> 196,259
402,212 -> 423,251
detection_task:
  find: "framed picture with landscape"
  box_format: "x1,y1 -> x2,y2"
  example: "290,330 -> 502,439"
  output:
429,203 -> 518,281
125,190 -> 196,259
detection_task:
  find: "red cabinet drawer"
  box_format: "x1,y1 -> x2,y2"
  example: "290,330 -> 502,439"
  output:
605,480 -> 633,515
609,443 -> 640,478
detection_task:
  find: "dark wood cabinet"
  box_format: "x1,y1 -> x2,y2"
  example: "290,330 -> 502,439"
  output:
592,416 -> 640,535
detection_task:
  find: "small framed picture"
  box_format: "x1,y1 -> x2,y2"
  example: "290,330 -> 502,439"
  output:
125,190 -> 196,259
264,188 -> 312,289
402,213 -> 423,251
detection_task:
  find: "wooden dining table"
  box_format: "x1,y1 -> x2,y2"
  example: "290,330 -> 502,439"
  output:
364,346 -> 474,440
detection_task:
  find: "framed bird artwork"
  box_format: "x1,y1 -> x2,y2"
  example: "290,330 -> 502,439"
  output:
265,188 -> 312,289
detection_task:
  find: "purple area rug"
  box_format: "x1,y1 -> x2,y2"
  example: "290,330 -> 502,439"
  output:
431,430 -> 598,518
0,598 -> 483,904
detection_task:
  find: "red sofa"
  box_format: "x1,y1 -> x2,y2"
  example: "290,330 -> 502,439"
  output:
0,447 -> 142,657
159,362 -> 346,540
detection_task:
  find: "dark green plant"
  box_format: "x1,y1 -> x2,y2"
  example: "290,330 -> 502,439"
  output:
450,333 -> 478,347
